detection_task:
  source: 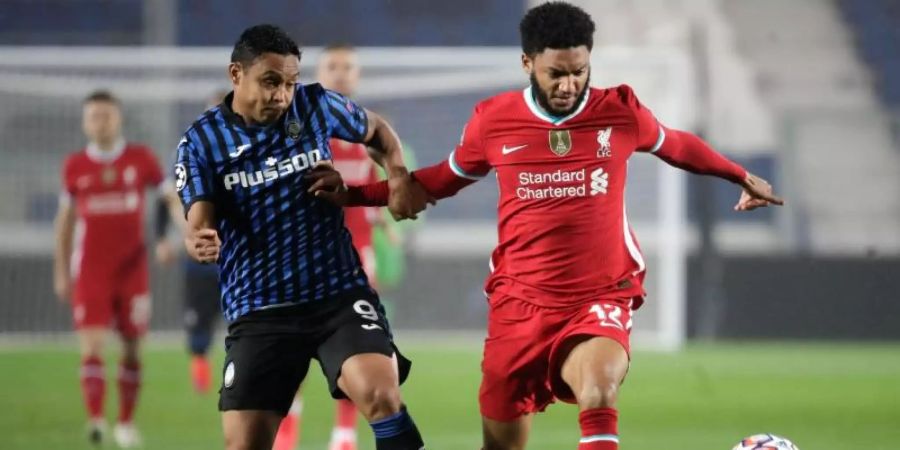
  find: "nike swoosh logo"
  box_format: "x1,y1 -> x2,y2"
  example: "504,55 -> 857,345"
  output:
229,144 -> 251,158
502,144 -> 528,155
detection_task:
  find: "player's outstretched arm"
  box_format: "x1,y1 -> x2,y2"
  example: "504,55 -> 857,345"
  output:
651,126 -> 784,211
360,110 -> 431,220
310,160 -> 472,211
53,199 -> 76,302
184,201 -> 220,264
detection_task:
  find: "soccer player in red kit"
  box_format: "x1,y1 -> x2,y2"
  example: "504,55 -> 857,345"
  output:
272,43 -> 381,450
54,90 -> 167,448
311,2 -> 784,449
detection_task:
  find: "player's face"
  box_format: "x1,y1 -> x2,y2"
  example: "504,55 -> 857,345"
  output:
523,46 -> 591,117
82,100 -> 122,144
316,49 -> 360,97
230,52 -> 300,125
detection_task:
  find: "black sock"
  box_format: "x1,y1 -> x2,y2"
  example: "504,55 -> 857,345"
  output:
369,406 -> 425,450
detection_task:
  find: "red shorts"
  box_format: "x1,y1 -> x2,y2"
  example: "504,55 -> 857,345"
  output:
479,294 -> 634,421
72,261 -> 151,338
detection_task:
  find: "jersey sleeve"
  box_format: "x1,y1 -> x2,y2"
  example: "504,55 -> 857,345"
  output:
59,155 -> 78,207
174,136 -> 215,216
447,105 -> 491,180
617,84 -> 666,153
322,89 -> 369,143
140,147 -> 165,188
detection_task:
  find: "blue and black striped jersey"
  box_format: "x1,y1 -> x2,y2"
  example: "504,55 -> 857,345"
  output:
174,83 -> 372,321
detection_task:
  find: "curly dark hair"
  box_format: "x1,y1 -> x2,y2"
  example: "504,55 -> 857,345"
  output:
231,24 -> 301,67
519,2 -> 595,56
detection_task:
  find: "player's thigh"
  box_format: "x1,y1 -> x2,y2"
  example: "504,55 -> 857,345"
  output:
219,333 -> 312,417
316,293 -> 411,404
551,299 -> 633,405
480,296 -> 558,421
482,414 -> 533,450
115,291 -> 152,339
72,277 -> 115,332
115,264 -> 152,339
221,409 -> 283,450
337,353 -> 402,420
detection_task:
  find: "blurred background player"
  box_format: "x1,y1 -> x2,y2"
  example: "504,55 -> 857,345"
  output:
53,90 -> 168,448
155,89 -> 230,395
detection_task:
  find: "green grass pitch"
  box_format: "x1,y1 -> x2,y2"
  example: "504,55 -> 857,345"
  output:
1,340 -> 898,449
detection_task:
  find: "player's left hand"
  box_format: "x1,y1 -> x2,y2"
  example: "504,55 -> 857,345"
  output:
735,172 -> 785,211
305,161 -> 348,204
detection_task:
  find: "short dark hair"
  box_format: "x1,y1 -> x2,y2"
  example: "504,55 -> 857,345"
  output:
231,24 -> 301,67
322,42 -> 356,53
520,1 -> 595,56
83,89 -> 119,105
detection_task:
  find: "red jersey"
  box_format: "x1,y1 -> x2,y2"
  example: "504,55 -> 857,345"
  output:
449,85 -> 665,308
330,138 -> 379,251
62,141 -> 164,278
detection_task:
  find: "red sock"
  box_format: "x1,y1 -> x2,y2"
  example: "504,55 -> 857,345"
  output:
273,400 -> 301,450
80,356 -> 105,420
578,407 -> 619,449
335,398 -> 357,429
117,360 -> 141,424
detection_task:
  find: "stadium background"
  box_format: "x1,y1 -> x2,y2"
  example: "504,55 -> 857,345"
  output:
0,0 -> 898,449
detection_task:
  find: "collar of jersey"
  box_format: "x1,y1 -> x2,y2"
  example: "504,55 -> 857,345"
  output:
523,85 -> 590,126
86,138 -> 126,163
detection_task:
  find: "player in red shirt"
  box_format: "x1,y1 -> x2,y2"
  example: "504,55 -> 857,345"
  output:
54,90 -> 167,448
272,43 -> 382,450
310,3 -> 783,449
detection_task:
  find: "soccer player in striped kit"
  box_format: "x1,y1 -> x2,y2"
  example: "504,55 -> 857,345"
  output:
174,25 -> 428,450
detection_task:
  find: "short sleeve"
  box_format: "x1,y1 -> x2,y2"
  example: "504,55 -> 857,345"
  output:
60,156 -> 77,207
618,85 -> 666,153
61,156 -> 77,197
140,147 -> 165,188
174,137 -> 215,216
447,105 -> 490,180
322,89 -> 369,143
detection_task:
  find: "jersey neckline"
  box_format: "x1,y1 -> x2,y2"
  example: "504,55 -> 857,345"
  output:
522,85 -> 591,126
86,138 -> 126,163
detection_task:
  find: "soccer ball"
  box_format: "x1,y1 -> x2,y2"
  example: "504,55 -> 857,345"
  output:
732,434 -> 799,450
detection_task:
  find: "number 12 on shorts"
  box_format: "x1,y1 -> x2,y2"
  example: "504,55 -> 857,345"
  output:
589,303 -> 632,331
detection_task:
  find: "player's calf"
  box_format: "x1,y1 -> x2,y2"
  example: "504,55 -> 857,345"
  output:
560,336 -> 629,450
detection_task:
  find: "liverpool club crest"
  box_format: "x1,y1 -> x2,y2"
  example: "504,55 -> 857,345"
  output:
548,129 -> 572,156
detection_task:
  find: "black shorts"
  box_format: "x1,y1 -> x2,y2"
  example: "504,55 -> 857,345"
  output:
218,289 -> 411,416
183,267 -> 220,334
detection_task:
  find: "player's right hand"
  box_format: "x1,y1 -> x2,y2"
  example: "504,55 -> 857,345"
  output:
53,272 -> 72,303
185,228 -> 221,264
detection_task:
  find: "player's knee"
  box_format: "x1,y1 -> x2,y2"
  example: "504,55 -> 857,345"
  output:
575,379 -> 620,410
358,385 -> 403,421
